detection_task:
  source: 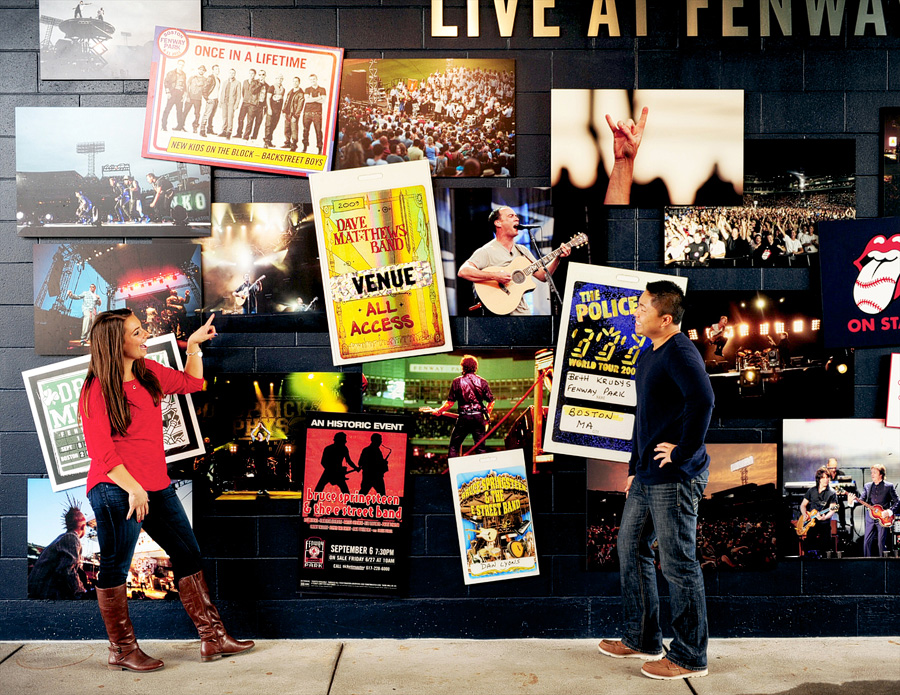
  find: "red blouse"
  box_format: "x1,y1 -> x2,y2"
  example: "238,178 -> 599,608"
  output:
82,359 -> 203,493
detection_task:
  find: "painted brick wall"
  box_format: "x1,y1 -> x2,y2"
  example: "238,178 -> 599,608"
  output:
1,0 -> 899,640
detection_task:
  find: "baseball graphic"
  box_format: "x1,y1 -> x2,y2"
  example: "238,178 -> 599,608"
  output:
853,234 -> 900,315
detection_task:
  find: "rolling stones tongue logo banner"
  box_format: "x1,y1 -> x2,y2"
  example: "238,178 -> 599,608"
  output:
820,218 -> 900,348
852,234 -> 900,314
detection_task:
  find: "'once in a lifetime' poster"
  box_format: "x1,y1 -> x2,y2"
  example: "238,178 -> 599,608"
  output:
143,27 -> 342,176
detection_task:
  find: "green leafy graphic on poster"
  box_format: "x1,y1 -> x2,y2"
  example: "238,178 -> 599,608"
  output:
22,334 -> 204,491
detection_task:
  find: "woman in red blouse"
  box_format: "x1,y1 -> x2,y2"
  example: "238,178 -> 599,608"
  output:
80,309 -> 253,671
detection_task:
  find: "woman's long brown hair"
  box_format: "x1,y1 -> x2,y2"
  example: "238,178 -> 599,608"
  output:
78,309 -> 163,436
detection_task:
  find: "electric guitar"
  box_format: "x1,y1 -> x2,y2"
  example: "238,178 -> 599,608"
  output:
419,406 -> 457,420
795,503 -> 839,538
848,493 -> 896,528
473,233 -> 588,315
233,275 -> 266,307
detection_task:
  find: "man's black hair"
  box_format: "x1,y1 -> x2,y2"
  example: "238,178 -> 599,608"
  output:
645,280 -> 685,325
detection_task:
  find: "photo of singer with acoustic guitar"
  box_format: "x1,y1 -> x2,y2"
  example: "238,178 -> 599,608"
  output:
458,206 -> 586,315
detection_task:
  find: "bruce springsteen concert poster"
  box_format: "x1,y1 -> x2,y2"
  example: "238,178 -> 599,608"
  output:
309,160 -> 453,365
543,264 -> 687,462
22,334 -> 204,492
299,412 -> 411,596
143,27 -> 342,176
449,448 -> 539,585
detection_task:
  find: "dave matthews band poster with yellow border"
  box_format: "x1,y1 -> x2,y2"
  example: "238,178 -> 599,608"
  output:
309,160 -> 453,365
143,27 -> 342,176
543,263 -> 687,462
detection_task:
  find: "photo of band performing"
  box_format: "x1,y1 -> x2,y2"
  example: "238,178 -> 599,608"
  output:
783,419 -> 900,559
587,443 -> 778,572
434,187 -> 594,316
33,242 -> 202,355
27,479 -> 194,600
363,350 -> 554,475
16,107 -> 211,237
199,203 -> 325,328
665,139 -> 855,267
176,372 -> 362,500
38,2 -> 200,80
681,291 -> 854,417
337,58 -> 515,178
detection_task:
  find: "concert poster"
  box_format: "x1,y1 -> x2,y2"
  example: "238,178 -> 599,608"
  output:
16,107 -> 211,238
434,187 -> 597,316
818,217 -> 900,349
33,241 -> 202,356
782,419 -> 900,559
22,334 -> 204,492
298,412 -> 411,596
310,160 -> 453,365
362,348 -> 554,475
38,2 -> 200,81
448,448 -> 539,585
664,138 -> 856,268
199,203 -> 326,331
143,27 -> 343,176
27,479 -> 194,599
336,58 -> 515,178
682,290 -> 853,417
551,89 -> 744,209
587,443 -> 778,572
180,372 -> 362,501
543,263 -> 686,462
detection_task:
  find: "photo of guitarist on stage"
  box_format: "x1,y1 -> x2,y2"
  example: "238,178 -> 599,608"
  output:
458,206 -> 574,315
847,464 -> 898,557
233,273 -> 263,315
425,355 -> 495,458
797,467 -> 838,557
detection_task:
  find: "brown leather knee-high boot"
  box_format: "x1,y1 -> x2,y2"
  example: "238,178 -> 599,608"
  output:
178,571 -> 254,662
96,584 -> 164,672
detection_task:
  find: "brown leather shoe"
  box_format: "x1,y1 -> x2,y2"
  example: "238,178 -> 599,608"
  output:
178,571 -> 254,662
598,639 -> 664,660
96,585 -> 164,672
641,657 -> 708,679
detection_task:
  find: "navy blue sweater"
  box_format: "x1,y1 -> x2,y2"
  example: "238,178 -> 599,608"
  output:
628,331 -> 714,484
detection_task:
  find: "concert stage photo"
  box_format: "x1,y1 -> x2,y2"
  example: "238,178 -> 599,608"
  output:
16,107 -> 211,238
682,291 -> 853,418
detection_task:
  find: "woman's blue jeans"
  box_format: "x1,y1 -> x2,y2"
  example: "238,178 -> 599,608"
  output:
87,483 -> 202,589
616,471 -> 709,671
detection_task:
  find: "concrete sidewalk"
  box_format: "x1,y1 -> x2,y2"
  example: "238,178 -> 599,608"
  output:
0,638 -> 897,694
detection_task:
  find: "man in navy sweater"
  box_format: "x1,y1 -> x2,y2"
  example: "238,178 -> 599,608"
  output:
598,280 -> 714,680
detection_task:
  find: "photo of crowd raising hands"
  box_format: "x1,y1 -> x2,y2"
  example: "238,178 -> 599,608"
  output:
160,60 -> 327,155
664,205 -> 855,267
336,60 -> 515,177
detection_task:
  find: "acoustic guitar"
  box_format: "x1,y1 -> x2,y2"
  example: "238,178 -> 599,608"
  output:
233,275 -> 266,308
473,233 -> 588,315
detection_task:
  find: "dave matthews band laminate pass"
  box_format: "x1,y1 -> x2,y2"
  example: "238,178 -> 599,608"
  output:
311,161 -> 453,364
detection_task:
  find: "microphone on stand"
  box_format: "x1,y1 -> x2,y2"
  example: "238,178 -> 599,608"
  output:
515,223 -> 541,229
